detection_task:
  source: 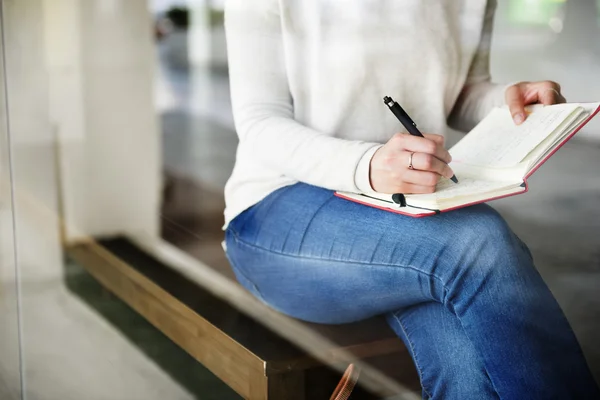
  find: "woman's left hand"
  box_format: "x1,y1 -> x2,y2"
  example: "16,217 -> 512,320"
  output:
505,81 -> 567,125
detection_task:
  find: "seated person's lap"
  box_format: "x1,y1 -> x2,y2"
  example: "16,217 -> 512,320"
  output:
224,182 -> 532,324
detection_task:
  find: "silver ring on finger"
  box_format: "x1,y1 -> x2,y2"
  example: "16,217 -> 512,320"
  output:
408,152 -> 415,170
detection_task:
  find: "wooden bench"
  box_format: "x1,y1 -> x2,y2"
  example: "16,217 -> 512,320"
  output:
64,236 -> 417,399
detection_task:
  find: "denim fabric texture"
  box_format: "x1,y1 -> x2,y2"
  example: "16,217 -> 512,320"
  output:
225,183 -> 599,399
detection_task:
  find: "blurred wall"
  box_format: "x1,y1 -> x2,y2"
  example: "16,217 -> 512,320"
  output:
0,4 -> 23,398
2,0 -> 161,280
492,0 -> 600,140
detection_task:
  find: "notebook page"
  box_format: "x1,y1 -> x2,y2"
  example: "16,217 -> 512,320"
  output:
406,177 -> 516,204
351,177 -> 514,205
523,102 -> 600,170
523,111 -> 589,169
450,104 -> 581,168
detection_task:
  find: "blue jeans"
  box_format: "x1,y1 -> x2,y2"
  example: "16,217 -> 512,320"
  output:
225,183 -> 599,399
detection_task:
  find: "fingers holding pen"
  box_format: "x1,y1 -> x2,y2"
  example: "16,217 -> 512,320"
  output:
395,133 -> 452,164
407,134 -> 458,183
403,152 -> 455,181
369,133 -> 456,194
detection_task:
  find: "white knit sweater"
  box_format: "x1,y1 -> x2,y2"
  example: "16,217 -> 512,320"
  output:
223,0 -> 507,227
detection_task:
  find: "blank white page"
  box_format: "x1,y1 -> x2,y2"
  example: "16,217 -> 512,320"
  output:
450,104 -> 581,168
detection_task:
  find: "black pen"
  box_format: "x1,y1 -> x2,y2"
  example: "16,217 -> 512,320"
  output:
383,96 -> 458,184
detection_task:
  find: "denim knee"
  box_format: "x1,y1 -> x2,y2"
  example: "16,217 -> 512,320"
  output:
453,207 -> 530,267
442,207 -> 537,306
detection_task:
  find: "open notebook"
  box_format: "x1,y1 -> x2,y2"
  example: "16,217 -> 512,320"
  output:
336,102 -> 600,217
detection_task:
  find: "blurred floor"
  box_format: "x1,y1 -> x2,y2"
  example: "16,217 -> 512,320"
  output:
0,276 -> 200,400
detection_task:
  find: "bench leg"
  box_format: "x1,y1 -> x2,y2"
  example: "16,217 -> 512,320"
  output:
248,370 -> 306,400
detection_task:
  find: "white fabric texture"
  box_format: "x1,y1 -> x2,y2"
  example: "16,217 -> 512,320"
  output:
223,0 -> 507,227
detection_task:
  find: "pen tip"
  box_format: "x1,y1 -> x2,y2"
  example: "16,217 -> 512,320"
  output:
383,96 -> 391,103
450,175 -> 459,184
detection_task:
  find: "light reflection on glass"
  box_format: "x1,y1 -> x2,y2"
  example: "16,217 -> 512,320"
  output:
507,0 -> 566,27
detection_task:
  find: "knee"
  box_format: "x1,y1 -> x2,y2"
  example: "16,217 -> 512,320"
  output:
443,206 -> 539,303
451,205 -> 531,271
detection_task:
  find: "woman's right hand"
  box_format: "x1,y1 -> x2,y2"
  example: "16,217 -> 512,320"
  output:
369,133 -> 455,194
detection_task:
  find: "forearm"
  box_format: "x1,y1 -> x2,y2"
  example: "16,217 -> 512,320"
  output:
448,81 -> 507,132
235,110 -> 381,192
447,0 -> 506,132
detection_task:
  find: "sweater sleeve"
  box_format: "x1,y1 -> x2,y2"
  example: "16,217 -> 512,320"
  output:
448,0 -> 509,132
225,0 -> 381,193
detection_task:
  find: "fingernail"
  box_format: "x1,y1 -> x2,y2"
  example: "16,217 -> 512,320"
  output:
513,113 -> 525,125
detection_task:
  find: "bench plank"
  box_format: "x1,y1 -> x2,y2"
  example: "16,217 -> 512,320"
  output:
66,237 -> 407,399
67,241 -> 265,398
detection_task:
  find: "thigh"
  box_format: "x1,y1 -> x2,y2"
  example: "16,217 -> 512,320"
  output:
225,182 -> 522,323
387,303 -> 498,400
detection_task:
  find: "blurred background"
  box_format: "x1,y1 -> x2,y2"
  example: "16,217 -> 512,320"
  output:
1,0 -> 599,399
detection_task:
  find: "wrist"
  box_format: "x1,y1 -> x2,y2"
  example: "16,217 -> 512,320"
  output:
354,145 -> 382,194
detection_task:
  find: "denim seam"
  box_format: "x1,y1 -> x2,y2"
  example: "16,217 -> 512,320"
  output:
231,260 -> 265,299
392,312 -> 433,400
225,236 -> 266,301
453,314 -> 502,398
229,229 -> 451,298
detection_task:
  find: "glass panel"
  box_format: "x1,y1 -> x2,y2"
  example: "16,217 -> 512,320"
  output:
2,0 -> 599,399
3,1 -> 235,399
0,4 -> 24,399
